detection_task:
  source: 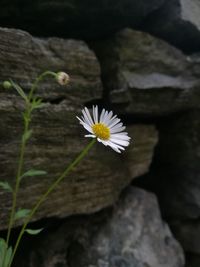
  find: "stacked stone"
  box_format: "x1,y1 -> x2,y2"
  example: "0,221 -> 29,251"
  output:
1,0 -> 200,266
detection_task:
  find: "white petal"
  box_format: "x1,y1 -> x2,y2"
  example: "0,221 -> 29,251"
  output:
92,106 -> 95,122
93,105 -> 98,124
108,118 -> 121,128
113,131 -> 129,136
76,116 -> 85,124
109,142 -> 125,151
98,138 -> 106,144
105,114 -> 117,127
111,146 -> 121,153
82,107 -> 94,126
110,122 -> 123,129
82,110 -> 92,126
100,109 -> 106,122
107,141 -> 124,153
85,134 -> 96,138
103,110 -> 113,125
110,124 -> 126,133
103,140 -> 125,153
110,138 -> 130,147
101,110 -> 109,124
109,145 -> 121,153
95,105 -> 98,123
107,110 -> 113,121
109,141 -> 125,150
111,133 -> 131,141
77,116 -> 93,135
81,122 -> 93,134
101,141 -> 121,153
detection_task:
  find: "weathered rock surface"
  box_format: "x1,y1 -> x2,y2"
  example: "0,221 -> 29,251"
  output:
15,187 -> 185,267
0,0 -> 165,40
0,28 -> 158,229
171,220 -> 200,267
91,28 -> 200,117
149,110 -> 200,220
142,0 -> 200,53
141,110 -> 200,266
0,27 -> 101,102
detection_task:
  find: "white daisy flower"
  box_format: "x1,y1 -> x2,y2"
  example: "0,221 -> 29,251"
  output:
77,106 -> 131,153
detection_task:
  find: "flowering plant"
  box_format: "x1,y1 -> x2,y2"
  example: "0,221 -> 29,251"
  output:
0,71 -> 130,267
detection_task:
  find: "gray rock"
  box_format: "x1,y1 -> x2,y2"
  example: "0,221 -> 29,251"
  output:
0,28 -> 158,229
92,28 -> 200,117
20,187 -> 185,267
0,27 -> 101,102
148,110 -> 200,262
150,110 -> 200,220
142,0 -> 200,53
0,0 -> 165,40
83,187 -> 185,267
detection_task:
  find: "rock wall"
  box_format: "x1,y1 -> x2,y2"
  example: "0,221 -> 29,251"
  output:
0,27 -> 158,230
1,1 -> 200,267
14,187 -> 184,267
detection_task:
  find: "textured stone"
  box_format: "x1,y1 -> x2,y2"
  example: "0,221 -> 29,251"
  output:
15,187 -> 185,267
149,110 -> 200,220
171,220 -> 200,267
81,187 -> 185,267
0,27 -> 101,105
91,28 -> 200,117
142,0 -> 200,53
0,28 -> 158,229
0,0 -> 165,40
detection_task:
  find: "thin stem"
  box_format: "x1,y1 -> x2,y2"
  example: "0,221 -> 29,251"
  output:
2,113 -> 30,267
29,71 -> 57,100
4,71 -> 57,267
9,139 -> 96,266
6,119 -> 29,245
6,71 -> 57,247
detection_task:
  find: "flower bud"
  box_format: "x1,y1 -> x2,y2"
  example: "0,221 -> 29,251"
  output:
3,81 -> 12,89
56,72 -> 70,86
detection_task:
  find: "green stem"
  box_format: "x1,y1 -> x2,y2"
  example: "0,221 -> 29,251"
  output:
6,120 -> 29,246
4,71 -> 57,267
9,139 -> 96,266
29,71 -> 57,100
6,71 -> 57,242
2,113 -> 30,267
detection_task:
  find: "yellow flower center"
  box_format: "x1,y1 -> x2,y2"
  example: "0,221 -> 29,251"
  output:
92,123 -> 110,140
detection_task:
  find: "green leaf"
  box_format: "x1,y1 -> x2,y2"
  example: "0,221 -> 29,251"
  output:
10,80 -> 28,102
0,238 -> 6,267
31,98 -> 46,110
4,246 -> 12,267
22,129 -> 32,142
0,239 -> 12,267
25,228 -> 43,235
33,103 -> 46,109
22,169 -> 47,178
14,209 -> 30,221
0,181 -> 12,192
0,237 -> 5,245
0,238 -> 6,254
